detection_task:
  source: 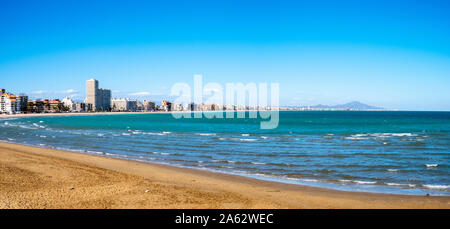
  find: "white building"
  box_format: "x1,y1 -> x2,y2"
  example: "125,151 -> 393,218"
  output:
62,97 -> 76,111
86,79 -> 111,111
0,91 -> 21,114
111,98 -> 138,112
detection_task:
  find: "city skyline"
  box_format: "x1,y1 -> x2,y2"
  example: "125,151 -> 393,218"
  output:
1,0 -> 450,111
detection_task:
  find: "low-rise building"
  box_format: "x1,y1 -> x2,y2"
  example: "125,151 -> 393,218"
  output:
62,97 -> 76,111
42,99 -> 64,113
143,100 -> 156,111
111,98 -> 138,112
75,102 -> 86,112
161,100 -> 172,111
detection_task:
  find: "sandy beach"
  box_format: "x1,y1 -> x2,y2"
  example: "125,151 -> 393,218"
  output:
0,142 -> 448,209
0,111 -> 168,119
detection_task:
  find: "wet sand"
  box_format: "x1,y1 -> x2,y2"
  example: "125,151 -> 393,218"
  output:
0,142 -> 448,209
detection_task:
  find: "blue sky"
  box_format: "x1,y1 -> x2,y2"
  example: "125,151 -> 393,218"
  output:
0,0 -> 449,110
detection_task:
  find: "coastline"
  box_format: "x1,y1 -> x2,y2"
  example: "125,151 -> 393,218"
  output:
0,111 -> 168,119
0,142 -> 448,209
0,109 -> 408,119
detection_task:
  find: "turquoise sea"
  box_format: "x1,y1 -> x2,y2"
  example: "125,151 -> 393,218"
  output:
1,111 -> 449,195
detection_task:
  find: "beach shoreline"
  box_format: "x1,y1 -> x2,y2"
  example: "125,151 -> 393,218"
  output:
0,111 -> 176,119
0,109 -> 403,119
0,142 -> 448,209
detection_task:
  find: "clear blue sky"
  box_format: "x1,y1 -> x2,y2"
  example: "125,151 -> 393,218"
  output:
0,0 -> 449,110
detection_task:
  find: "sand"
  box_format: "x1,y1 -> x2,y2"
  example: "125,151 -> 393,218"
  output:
0,142 -> 448,209
0,111 -> 165,119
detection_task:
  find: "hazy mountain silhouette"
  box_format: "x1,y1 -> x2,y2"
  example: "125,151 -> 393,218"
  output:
309,101 -> 383,110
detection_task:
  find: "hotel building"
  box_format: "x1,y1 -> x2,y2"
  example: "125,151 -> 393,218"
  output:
85,79 -> 111,111
0,90 -> 22,114
111,98 -> 138,112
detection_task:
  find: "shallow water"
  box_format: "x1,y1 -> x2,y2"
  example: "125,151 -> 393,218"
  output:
1,111 -> 449,195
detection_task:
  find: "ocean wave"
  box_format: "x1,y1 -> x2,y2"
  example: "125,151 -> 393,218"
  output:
385,183 -> 417,188
425,164 -> 438,168
301,179 -> 318,182
195,133 -> 216,136
241,134 -> 250,136
240,138 -> 257,142
251,162 -> 267,165
18,125 -> 37,130
347,133 -> 419,139
142,132 -> 159,135
354,180 -> 377,185
345,136 -> 368,140
422,185 -> 450,190
386,183 -> 404,186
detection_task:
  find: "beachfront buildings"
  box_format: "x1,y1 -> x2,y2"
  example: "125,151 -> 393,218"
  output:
75,102 -> 86,112
161,100 -> 172,112
0,89 -> 23,114
62,97 -> 76,111
17,94 -> 28,112
85,79 -> 111,111
142,100 -> 156,111
43,99 -> 64,112
111,98 -> 138,112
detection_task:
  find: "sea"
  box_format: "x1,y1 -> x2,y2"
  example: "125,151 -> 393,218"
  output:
1,111 -> 449,196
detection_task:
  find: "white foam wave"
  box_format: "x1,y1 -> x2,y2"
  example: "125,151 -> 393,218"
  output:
391,133 -> 416,137
345,137 -> 367,140
301,179 -> 318,182
240,138 -> 257,142
423,185 -> 450,190
425,164 -> 438,168
354,180 -> 377,185
386,183 -> 403,186
251,162 -> 266,165
196,133 -> 216,136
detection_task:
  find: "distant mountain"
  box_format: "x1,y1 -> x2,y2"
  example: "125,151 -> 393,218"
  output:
309,101 -> 383,110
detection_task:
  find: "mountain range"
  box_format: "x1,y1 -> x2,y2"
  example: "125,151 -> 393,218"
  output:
300,101 -> 383,110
